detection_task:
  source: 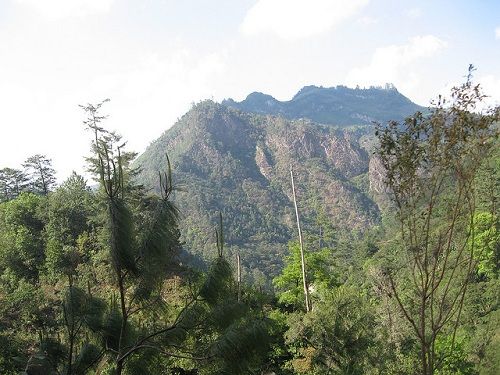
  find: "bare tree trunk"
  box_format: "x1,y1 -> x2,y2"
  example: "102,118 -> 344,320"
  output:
237,252 -> 241,302
65,275 -> 74,375
116,271 -> 128,375
290,166 -> 311,312
319,226 -> 322,250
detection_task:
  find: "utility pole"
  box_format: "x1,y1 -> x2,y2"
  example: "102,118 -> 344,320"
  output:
290,166 -> 311,312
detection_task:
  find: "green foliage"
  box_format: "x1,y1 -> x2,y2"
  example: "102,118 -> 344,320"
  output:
44,172 -> 97,279
0,334 -> 22,374
0,192 -> 45,281
1,154 -> 56,202
434,335 -> 476,375
210,319 -> 270,374
1,77 -> 499,375
135,192 -> 181,301
463,279 -> 500,375
0,167 -> 29,202
475,310 -> 500,375
107,197 -> 137,274
283,286 -> 375,374
200,257 -> 233,305
471,212 -> 499,279
273,241 -> 335,308
23,154 -> 56,195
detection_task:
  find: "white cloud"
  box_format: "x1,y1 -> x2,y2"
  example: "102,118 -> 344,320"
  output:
495,26 -> 500,39
346,35 -> 447,97
240,0 -> 369,40
14,0 -> 114,18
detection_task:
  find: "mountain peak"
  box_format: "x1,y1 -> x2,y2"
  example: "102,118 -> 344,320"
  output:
223,84 -> 423,126
222,92 -> 280,115
292,85 -> 321,100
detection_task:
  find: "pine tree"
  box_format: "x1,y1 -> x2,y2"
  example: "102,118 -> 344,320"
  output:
0,167 -> 29,201
23,154 -> 56,195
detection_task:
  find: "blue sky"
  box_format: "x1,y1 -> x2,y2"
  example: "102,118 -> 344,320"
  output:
1,0 -> 499,180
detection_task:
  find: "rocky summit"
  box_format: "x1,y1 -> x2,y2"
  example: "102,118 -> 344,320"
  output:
222,84 -> 426,126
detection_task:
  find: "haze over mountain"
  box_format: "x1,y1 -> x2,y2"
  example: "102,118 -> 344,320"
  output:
135,85 -> 421,279
222,84 -> 426,126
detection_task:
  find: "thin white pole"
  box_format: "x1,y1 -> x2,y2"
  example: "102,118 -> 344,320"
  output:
290,166 -> 310,312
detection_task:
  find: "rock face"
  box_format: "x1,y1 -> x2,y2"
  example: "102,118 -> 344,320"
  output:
222,84 -> 426,126
368,155 -> 392,211
368,156 -> 385,195
135,101 -> 389,278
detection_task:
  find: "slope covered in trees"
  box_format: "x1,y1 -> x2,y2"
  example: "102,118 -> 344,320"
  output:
0,74 -> 498,375
134,102 -> 384,280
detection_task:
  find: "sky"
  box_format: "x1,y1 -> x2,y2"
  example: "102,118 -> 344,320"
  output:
1,0 -> 499,181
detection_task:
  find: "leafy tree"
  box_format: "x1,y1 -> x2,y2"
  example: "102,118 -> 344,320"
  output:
0,192 -> 46,281
284,286 -> 375,374
23,154 -> 57,195
81,100 -> 183,373
273,241 -> 335,309
0,167 -> 29,202
44,172 -> 97,280
22,286 -> 106,375
375,67 -> 500,375
471,212 -> 499,279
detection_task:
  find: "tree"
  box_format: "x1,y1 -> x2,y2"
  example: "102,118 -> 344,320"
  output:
273,241 -> 334,309
81,100 -> 183,374
81,100 -> 270,374
0,192 -> 46,281
23,154 -> 56,195
44,172 -> 97,280
0,167 -> 29,201
284,286 -> 375,374
376,67 -> 500,375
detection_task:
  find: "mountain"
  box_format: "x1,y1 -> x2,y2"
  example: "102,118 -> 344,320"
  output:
134,99 -> 400,282
222,84 -> 426,126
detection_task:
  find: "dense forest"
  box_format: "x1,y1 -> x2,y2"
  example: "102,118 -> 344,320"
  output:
0,73 -> 499,375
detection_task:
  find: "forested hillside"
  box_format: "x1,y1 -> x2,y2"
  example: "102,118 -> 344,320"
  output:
0,76 -> 498,375
134,101 -> 384,280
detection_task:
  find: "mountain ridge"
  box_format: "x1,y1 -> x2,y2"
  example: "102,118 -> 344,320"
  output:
222,84 -> 425,126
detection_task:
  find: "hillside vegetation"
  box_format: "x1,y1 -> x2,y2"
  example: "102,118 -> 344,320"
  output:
0,76 -> 498,374
135,101 -> 384,279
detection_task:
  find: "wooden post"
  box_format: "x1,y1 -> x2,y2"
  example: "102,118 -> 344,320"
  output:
237,252 -> 242,302
290,166 -> 311,312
